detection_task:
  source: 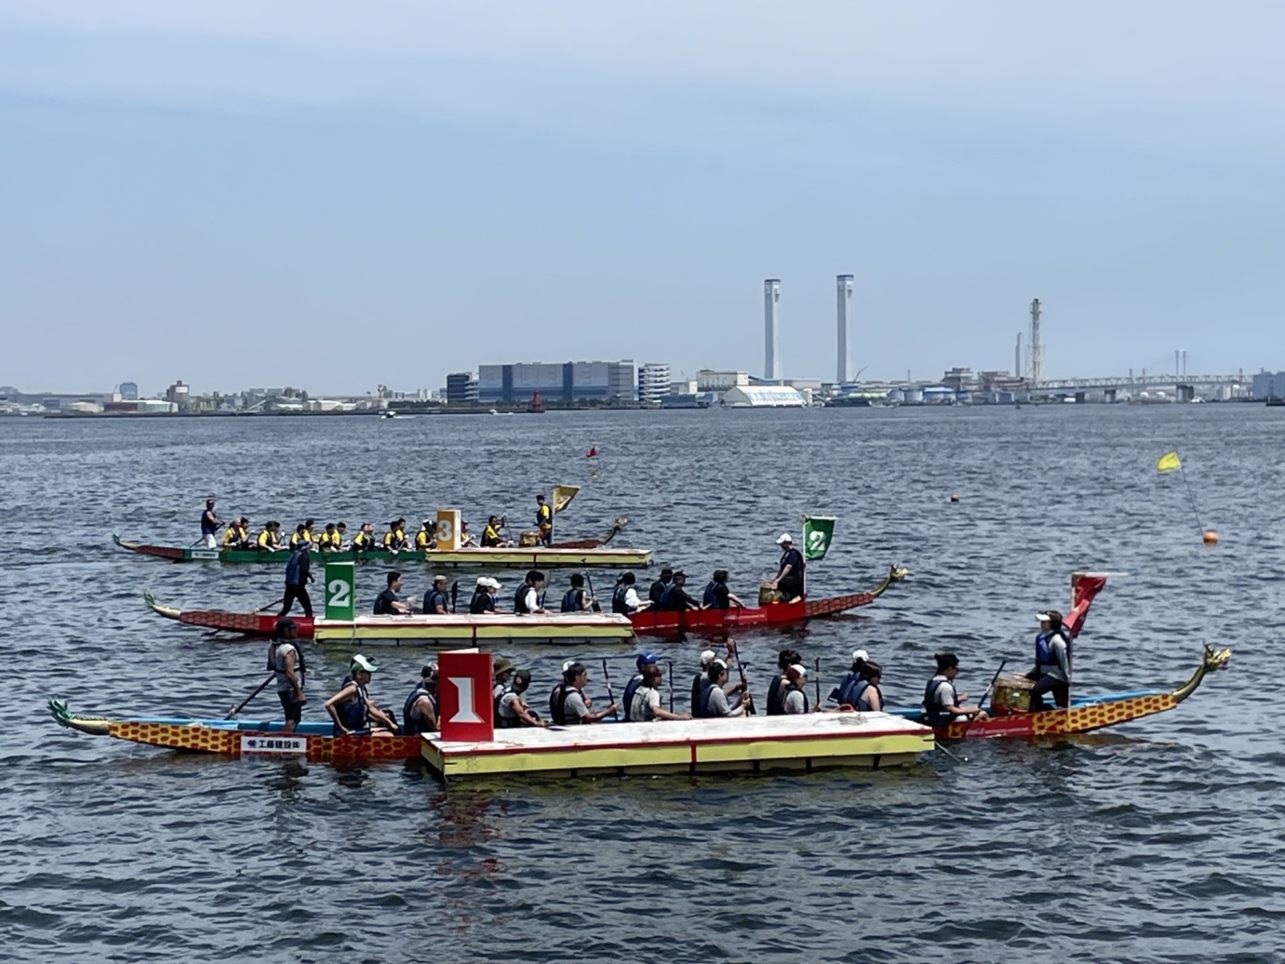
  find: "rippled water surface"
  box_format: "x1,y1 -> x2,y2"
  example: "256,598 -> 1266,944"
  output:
1,406 -> 1283,963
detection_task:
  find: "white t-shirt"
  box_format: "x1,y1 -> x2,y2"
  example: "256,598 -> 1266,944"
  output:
929,675 -> 958,712
520,587 -> 539,613
630,685 -> 662,721
498,690 -> 522,723
623,587 -> 643,609
564,689 -> 590,721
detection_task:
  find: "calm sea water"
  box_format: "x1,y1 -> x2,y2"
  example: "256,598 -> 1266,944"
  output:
1,406 -> 1282,964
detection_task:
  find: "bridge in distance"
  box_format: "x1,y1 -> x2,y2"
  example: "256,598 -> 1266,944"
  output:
1035,373 -> 1247,392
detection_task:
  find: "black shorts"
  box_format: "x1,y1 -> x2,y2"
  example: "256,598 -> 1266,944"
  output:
278,690 -> 303,724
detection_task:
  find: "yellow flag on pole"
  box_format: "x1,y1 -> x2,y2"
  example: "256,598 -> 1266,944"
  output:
1156,452 -> 1181,473
552,484 -> 580,514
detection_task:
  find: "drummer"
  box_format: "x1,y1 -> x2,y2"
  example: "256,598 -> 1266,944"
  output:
922,652 -> 989,726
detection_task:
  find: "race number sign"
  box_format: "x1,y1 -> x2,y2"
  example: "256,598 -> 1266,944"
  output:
802,516 -> 836,561
324,561 -> 356,620
435,509 -> 461,551
438,650 -> 494,742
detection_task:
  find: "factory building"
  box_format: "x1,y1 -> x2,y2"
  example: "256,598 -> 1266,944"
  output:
477,360 -> 637,404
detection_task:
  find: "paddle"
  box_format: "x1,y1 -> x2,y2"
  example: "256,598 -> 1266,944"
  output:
976,659 -> 1008,714
254,598 -> 285,614
729,638 -> 755,715
584,570 -> 603,613
814,657 -> 821,709
601,658 -> 620,721
666,659 -> 674,712
226,673 -> 274,720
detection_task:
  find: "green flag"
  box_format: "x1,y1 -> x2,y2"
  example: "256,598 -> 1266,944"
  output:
802,516 -> 836,561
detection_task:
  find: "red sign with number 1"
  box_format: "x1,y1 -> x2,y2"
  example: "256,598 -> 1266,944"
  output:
438,651 -> 495,742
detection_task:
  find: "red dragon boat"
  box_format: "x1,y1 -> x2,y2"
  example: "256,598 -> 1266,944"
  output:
628,564 -> 908,636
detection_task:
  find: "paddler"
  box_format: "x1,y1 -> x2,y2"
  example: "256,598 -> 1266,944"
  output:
621,651 -> 659,720
535,494 -> 553,546
459,521 -> 477,547
768,533 -> 805,603
415,519 -> 436,551
548,661 -> 617,724
649,568 -> 673,607
402,664 -> 439,734
374,571 -> 412,615
200,499 -> 223,549
833,650 -> 879,710
629,664 -> 691,722
324,654 -> 397,736
492,657 -> 515,704
383,518 -> 409,552
469,576 -> 499,614
779,664 -> 811,713
288,523 -> 311,551
659,571 -> 699,611
317,522 -> 340,550
351,522 -> 377,553
702,569 -> 745,609
422,575 -> 451,615
268,618 -> 306,733
610,572 -> 649,614
766,648 -> 803,715
256,521 -> 283,552
560,573 -> 593,612
482,515 -> 510,548
1027,609 -> 1073,710
223,517 -> 251,549
515,570 -> 550,615
333,521 -> 348,549
496,669 -> 545,728
279,538 -> 315,618
923,652 -> 989,726
698,660 -> 751,717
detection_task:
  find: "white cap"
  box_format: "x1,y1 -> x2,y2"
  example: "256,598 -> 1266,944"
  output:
699,649 -> 717,667
476,576 -> 489,586
488,578 -> 502,590
788,663 -> 808,677
561,659 -> 577,673
351,654 -> 378,674
1036,612 -> 1051,623
776,533 -> 793,545
852,649 -> 869,663
433,574 -> 448,583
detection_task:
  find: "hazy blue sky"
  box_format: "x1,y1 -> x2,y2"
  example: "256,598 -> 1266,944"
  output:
1,1 -> 1281,396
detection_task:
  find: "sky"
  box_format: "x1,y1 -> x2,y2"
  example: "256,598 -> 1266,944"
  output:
1,0 -> 1282,396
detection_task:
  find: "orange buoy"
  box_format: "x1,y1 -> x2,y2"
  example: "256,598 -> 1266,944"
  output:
949,493 -> 959,503
1202,530 -> 1219,545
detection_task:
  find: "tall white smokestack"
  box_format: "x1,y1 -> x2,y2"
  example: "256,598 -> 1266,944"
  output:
1015,332 -> 1023,378
764,279 -> 781,380
836,274 -> 853,383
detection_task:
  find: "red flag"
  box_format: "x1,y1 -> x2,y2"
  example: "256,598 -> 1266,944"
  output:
586,446 -> 597,458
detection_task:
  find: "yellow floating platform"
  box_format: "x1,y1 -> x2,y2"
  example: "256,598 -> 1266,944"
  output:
314,613 -> 636,646
421,712 -> 935,779
420,547 -> 651,569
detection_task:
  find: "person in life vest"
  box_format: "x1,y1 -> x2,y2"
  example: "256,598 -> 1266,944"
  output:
697,660 -> 751,718
332,521 -> 348,549
223,517 -> 251,549
469,576 -> 500,614
535,494 -> 553,546
611,572 -> 650,614
351,522 -> 377,552
268,618 -> 306,733
561,573 -> 593,612
325,654 -> 398,736
659,571 -> 700,611
200,499 -> 223,549
279,539 -> 315,618
629,664 -> 691,722
649,569 -> 673,607
515,570 -> 549,615
481,516 -> 509,548
383,519 -> 409,552
702,569 -> 746,610
317,522 -> 340,550
1027,609 -> 1072,710
621,651 -> 659,721
415,519 -> 436,551
422,575 -> 451,615
690,642 -> 743,716
374,571 -> 412,615
256,521 -> 283,552
832,650 -> 884,712
769,533 -> 805,603
288,523 -> 310,551
548,661 -> 617,724
492,657 -> 515,706
766,649 -> 803,715
922,652 -> 989,727
496,669 -> 545,728
402,664 -> 439,735
779,664 -> 811,714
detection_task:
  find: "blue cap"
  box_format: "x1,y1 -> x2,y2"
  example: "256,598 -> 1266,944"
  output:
636,651 -> 659,666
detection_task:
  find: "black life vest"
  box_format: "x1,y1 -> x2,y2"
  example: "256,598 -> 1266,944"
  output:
923,677 -> 956,727
422,589 -> 449,614
549,682 -> 575,724
766,675 -> 785,715
266,640 -> 308,677
402,684 -> 436,735
468,590 -> 494,615
561,588 -> 584,613
780,683 -> 810,714
611,584 -> 631,614
621,675 -> 644,721
336,677 -> 369,732
515,585 -> 533,614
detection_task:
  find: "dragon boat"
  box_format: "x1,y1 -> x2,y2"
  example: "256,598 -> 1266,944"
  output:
628,564 -> 909,636
892,645 -> 1232,739
144,592 -> 636,646
113,531 -> 651,569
